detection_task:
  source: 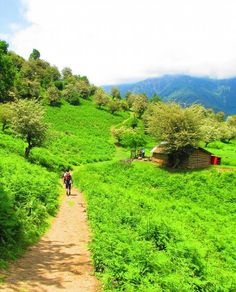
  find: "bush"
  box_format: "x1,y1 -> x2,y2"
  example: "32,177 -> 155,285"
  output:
63,84 -> 80,105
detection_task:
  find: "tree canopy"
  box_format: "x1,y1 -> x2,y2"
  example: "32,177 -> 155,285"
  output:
11,99 -> 48,158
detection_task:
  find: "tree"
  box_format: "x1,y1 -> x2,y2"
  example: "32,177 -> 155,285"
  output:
62,67 -> 73,80
16,78 -> 41,99
219,121 -> 236,143
0,103 -> 13,131
127,93 -> 136,108
119,100 -> 129,111
226,115 -> 236,141
145,102 -> 204,167
29,48 -> 40,60
76,79 -> 90,99
111,87 -> 121,99
63,84 -> 80,105
107,99 -> 120,114
132,94 -> 148,118
93,88 -> 109,108
215,111 -> 225,122
227,115 -> 236,128
121,129 -> 147,159
8,51 -> 25,71
111,126 -> 127,144
11,99 -> 48,158
150,93 -> 162,103
46,85 -> 61,106
200,118 -> 221,147
0,40 -> 16,101
125,91 -> 132,100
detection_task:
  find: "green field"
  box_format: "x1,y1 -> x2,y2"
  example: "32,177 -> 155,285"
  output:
75,161 -> 236,291
206,140 -> 236,168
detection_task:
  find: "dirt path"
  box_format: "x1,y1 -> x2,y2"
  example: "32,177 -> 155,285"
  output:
0,187 -> 100,292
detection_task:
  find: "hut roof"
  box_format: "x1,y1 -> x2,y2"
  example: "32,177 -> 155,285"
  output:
151,142 -> 169,154
151,142 -> 213,155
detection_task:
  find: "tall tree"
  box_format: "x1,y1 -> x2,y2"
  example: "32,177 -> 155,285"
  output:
145,102 -> 204,167
132,94 -> 148,118
107,99 -> 120,114
46,85 -> 61,106
29,48 -> 40,60
93,88 -> 109,108
63,84 -> 80,105
0,103 -> 13,131
62,67 -> 73,80
121,129 -> 147,159
111,87 -> 121,99
11,99 -> 48,158
0,40 -> 16,101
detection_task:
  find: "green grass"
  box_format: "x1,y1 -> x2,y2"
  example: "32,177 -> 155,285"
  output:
1,97 -> 236,291
0,99 -> 128,269
0,147 -> 60,267
74,161 -> 236,291
206,140 -> 236,167
43,100 -> 128,169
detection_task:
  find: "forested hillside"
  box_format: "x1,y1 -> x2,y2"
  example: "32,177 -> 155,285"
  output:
103,75 -> 236,114
0,38 -> 236,291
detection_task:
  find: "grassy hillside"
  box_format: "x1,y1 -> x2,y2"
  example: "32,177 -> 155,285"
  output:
206,140 -> 236,167
0,147 -> 59,268
0,100 -> 128,268
1,98 -> 235,291
44,100 -> 127,167
74,162 -> 236,291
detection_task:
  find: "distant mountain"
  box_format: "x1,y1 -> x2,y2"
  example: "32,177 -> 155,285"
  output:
103,75 -> 236,115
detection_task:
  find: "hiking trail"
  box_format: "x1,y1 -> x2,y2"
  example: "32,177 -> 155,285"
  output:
0,186 -> 100,292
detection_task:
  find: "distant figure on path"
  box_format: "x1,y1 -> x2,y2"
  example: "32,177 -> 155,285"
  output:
63,169 -> 72,196
141,149 -> 145,158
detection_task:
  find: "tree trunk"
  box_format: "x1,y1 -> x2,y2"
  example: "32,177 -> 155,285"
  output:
25,144 -> 33,158
2,122 -> 6,132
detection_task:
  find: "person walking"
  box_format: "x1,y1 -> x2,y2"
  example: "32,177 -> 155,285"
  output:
63,169 -> 72,196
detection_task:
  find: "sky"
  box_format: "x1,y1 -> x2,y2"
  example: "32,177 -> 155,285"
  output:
1,0 -> 236,85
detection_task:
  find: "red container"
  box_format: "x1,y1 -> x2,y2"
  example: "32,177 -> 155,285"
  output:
211,156 -> 221,165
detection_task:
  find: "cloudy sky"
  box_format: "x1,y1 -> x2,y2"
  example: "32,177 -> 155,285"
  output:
1,0 -> 236,85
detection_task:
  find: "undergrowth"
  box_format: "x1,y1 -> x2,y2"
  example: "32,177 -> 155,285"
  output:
74,162 -> 236,291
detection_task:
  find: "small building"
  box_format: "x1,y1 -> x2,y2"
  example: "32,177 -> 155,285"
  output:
151,143 -> 212,169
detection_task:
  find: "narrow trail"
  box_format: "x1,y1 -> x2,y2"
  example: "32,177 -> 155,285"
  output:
0,187 -> 100,292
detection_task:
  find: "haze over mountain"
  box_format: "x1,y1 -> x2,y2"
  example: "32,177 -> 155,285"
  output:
103,75 -> 236,115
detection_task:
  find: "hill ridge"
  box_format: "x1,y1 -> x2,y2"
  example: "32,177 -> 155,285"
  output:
103,74 -> 236,114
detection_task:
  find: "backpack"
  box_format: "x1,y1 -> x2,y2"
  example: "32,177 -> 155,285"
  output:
64,173 -> 72,182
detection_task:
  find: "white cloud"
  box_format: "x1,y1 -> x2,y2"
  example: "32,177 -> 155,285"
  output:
10,0 -> 236,85
0,33 -> 9,41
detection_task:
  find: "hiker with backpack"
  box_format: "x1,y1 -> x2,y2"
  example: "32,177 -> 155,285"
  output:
63,169 -> 72,196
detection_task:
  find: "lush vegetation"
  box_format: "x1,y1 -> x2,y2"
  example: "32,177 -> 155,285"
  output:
206,140 -> 236,167
75,161 -> 236,291
44,100 -> 127,168
0,147 -> 59,268
0,99 -> 127,270
1,38 -> 236,292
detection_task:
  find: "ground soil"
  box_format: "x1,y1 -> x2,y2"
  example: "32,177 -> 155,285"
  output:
0,186 -> 101,292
